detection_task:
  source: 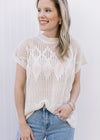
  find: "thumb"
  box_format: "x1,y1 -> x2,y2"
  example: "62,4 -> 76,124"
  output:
30,130 -> 34,140
54,106 -> 62,114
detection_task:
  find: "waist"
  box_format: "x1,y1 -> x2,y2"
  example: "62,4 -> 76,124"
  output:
43,104 -> 46,108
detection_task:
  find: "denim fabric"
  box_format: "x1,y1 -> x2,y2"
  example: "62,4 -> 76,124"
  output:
16,105 -> 75,140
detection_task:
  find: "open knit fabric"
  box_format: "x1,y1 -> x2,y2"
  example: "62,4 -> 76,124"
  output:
12,32 -> 87,128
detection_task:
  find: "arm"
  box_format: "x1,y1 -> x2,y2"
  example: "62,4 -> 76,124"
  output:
68,70 -> 80,107
14,63 -> 26,125
53,70 -> 81,119
14,64 -> 34,140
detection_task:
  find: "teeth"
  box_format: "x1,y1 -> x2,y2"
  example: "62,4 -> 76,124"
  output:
40,21 -> 48,23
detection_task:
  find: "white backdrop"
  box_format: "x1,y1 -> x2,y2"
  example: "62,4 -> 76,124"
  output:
0,0 -> 100,140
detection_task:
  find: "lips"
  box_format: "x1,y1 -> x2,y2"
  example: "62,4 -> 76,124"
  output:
40,20 -> 49,23
39,20 -> 49,25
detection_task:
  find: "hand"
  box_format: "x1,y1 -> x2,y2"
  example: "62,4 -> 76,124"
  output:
53,103 -> 73,120
18,123 -> 35,140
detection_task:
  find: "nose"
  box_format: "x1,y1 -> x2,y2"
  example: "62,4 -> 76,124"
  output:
38,11 -> 45,17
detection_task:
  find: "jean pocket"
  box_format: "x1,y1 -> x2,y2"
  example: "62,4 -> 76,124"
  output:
55,114 -> 73,128
56,114 -> 66,122
26,111 -> 36,122
26,110 -> 42,124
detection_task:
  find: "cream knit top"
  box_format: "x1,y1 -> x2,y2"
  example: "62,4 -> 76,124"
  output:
12,33 -> 87,128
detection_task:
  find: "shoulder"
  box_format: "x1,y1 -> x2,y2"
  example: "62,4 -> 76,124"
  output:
17,38 -> 32,50
18,38 -> 32,45
26,34 -> 42,46
17,36 -> 40,50
70,36 -> 87,65
70,36 -> 81,51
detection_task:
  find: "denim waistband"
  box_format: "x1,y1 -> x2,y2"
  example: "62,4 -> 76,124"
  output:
43,104 -> 46,108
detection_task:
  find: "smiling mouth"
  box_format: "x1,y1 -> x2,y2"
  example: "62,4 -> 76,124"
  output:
40,20 -> 49,25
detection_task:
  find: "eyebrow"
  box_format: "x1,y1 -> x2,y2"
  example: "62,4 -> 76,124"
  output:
37,7 -> 53,10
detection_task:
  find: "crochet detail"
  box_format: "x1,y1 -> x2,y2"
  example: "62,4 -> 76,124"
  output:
12,34 -> 87,128
27,43 -> 73,81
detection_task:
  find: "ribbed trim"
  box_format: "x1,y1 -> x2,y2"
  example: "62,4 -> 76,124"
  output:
37,32 -> 59,45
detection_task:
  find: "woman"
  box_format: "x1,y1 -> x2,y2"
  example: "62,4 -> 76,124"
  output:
13,0 -> 87,140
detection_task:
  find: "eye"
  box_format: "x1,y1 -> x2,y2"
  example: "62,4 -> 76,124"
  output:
37,9 -> 51,13
46,9 -> 51,12
38,9 -> 41,12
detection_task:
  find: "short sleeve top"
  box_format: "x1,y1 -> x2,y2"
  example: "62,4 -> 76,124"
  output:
12,33 -> 87,128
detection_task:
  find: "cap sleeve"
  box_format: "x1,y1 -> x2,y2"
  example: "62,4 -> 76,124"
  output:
73,40 -> 88,73
12,39 -> 29,69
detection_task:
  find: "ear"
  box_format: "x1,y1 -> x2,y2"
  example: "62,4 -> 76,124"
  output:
59,19 -> 62,25
59,17 -> 62,25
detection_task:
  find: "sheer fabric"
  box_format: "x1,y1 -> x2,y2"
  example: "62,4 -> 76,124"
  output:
12,33 -> 87,128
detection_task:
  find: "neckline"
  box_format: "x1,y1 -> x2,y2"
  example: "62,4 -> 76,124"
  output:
38,32 -> 59,45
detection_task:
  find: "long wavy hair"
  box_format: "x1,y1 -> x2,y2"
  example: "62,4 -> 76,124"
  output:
36,0 -> 71,62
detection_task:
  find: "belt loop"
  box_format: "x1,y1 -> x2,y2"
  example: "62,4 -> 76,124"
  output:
43,104 -> 46,111
43,107 -> 45,111
44,104 -> 46,108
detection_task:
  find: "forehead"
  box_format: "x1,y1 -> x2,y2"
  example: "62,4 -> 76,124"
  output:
37,0 -> 55,9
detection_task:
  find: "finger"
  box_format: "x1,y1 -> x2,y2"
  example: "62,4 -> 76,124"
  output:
57,106 -> 64,112
26,137 -> 30,140
30,131 -> 34,140
28,136 -> 31,140
60,113 -> 67,120
28,137 -> 31,140
21,136 -> 25,140
53,110 -> 59,114
59,111 -> 64,117
18,136 -> 21,140
26,136 -> 30,140
27,133 -> 31,140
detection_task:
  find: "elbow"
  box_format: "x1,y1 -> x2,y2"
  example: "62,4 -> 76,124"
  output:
14,84 -> 25,95
73,80 -> 80,93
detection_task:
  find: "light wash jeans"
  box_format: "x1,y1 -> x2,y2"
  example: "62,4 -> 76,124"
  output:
16,105 -> 75,140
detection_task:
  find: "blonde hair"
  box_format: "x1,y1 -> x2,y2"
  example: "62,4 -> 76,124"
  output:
36,0 -> 71,62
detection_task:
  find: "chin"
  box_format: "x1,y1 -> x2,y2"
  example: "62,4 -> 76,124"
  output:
39,25 -> 50,31
39,28 -> 48,31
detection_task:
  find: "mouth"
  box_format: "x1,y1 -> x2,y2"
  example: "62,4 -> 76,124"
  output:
39,20 -> 49,26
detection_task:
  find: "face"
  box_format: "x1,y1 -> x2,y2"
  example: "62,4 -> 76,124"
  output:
37,0 -> 61,36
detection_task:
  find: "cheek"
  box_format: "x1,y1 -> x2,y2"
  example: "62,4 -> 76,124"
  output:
37,16 -> 39,21
49,14 -> 59,24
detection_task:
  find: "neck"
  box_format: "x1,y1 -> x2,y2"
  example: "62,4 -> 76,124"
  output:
38,32 -> 59,45
42,31 -> 59,38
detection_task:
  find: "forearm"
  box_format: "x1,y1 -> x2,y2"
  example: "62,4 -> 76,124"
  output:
69,82 -> 80,105
14,87 -> 26,126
